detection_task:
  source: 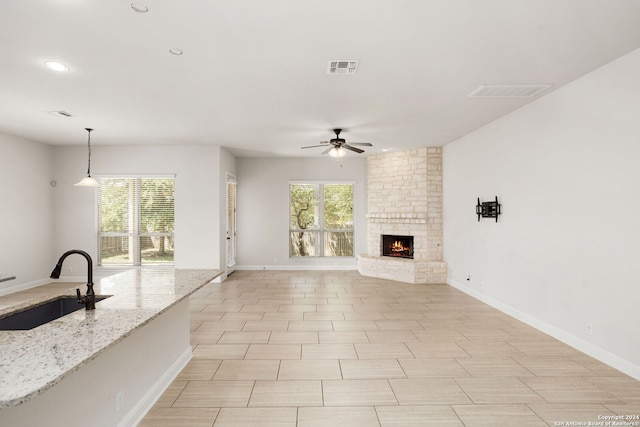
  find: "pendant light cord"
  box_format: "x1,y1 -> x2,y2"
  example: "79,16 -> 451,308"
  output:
85,128 -> 93,176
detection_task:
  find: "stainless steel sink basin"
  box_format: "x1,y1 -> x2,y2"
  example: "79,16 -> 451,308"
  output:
0,295 -> 110,330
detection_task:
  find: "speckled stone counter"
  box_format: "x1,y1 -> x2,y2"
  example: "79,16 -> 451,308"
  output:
0,268 -> 222,408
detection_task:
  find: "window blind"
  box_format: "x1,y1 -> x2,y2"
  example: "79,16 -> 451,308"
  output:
97,177 -> 175,266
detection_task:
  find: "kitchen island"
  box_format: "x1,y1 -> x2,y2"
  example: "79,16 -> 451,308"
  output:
0,268 -> 222,427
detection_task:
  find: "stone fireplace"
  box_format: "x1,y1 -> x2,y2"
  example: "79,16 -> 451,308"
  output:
357,147 -> 447,284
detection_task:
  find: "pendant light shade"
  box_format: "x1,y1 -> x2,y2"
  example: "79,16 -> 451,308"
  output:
74,128 -> 99,187
74,176 -> 99,186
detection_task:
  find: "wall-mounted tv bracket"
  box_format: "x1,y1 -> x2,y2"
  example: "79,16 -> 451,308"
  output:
476,196 -> 501,222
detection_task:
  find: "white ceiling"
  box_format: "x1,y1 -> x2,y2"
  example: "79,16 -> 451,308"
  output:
2,0 -> 640,157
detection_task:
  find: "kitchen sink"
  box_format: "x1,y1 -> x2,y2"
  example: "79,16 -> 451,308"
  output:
0,295 -> 110,331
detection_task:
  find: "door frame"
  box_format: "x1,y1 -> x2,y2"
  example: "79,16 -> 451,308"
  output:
226,173 -> 237,276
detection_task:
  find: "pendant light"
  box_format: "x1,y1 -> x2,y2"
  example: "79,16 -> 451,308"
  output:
74,128 -> 99,187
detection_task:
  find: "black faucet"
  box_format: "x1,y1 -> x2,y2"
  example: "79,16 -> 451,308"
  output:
50,249 -> 96,310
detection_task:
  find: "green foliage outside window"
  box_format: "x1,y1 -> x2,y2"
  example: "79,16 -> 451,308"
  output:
290,183 -> 353,257
99,177 -> 175,265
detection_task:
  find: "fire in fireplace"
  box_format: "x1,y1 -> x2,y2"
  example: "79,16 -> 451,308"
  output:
381,235 -> 414,259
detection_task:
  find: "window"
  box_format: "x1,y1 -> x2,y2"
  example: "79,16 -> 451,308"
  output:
289,182 -> 354,257
98,177 -> 175,266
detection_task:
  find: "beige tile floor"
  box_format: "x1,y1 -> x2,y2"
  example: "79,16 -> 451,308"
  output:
3,272 -> 638,426
136,271 -> 640,426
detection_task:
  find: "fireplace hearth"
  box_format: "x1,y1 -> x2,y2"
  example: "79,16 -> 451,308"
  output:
381,234 -> 414,259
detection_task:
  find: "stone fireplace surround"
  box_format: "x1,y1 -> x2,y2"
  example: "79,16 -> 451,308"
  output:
357,147 -> 447,284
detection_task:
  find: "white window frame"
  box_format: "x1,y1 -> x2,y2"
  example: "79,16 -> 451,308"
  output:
96,174 -> 175,267
289,181 -> 355,258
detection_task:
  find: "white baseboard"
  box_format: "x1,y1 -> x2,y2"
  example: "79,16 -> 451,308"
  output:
448,279 -> 640,381
119,346 -> 192,427
237,264 -> 358,271
213,272 -> 227,283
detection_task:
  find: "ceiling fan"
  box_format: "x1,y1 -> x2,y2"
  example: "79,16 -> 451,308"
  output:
301,128 -> 372,157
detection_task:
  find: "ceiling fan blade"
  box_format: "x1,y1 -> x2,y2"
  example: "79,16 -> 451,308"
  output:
301,145 -> 327,149
310,129 -> 371,154
343,144 -> 365,154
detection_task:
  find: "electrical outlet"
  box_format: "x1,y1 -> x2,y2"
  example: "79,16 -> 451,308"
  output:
479,281 -> 484,287
116,390 -> 124,412
466,275 -> 471,281
586,323 -> 593,336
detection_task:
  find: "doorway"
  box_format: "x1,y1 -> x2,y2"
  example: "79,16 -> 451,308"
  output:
226,174 -> 237,275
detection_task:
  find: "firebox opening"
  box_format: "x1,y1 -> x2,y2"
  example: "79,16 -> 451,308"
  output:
381,235 -> 414,259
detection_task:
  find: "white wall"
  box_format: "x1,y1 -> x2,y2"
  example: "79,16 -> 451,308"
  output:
51,145 -> 235,275
0,133 -> 54,291
443,48 -> 640,378
236,157 -> 367,269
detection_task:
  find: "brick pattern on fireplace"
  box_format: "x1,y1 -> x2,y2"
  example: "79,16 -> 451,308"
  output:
358,147 -> 447,284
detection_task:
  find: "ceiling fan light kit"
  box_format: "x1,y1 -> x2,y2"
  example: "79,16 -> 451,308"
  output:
329,147 -> 346,157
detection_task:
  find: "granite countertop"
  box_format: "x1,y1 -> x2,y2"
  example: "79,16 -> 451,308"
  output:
0,268 -> 222,408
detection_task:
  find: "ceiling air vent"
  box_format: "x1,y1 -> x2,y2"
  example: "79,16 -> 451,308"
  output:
328,60 -> 358,74
47,110 -> 73,118
468,84 -> 552,98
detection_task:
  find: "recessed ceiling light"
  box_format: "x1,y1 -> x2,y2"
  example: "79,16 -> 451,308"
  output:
131,3 -> 149,13
45,61 -> 69,72
169,48 -> 183,56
